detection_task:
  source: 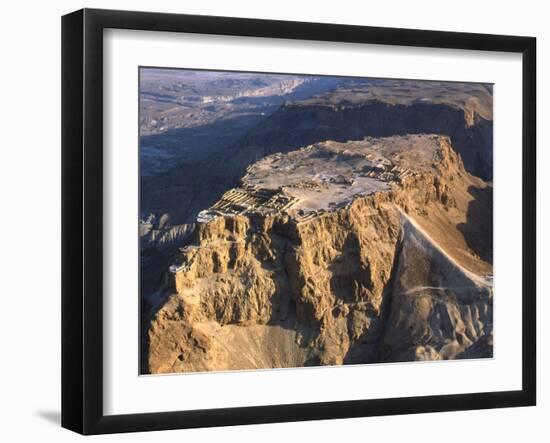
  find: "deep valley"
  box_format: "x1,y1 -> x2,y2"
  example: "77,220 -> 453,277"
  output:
139,69 -> 493,374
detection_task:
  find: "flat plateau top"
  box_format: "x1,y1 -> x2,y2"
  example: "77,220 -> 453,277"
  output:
239,134 -> 444,215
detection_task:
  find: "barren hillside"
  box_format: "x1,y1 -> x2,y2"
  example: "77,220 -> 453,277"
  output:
146,135 -> 492,373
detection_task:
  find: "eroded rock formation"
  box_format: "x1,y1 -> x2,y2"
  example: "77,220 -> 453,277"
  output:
146,135 -> 493,373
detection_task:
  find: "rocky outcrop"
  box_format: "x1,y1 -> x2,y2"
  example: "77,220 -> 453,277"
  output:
201,78 -> 308,103
381,214 -> 492,362
146,136 -> 493,373
240,101 -> 493,180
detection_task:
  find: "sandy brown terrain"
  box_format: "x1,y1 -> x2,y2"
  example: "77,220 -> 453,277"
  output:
146,135 -> 492,373
138,72 -> 493,374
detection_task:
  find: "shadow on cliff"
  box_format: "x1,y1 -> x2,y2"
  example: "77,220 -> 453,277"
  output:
141,113 -> 266,163
252,230 -> 322,355
457,185 -> 493,265
342,229 -> 404,365
140,114 -> 269,227
328,232 -> 378,308
241,101 -> 493,180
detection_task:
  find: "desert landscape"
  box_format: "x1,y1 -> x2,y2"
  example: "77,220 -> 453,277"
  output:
139,68 -> 493,374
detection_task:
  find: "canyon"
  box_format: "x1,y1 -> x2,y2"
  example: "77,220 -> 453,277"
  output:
139,72 -> 493,374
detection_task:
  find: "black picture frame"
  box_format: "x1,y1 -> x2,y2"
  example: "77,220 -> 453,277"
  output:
61,8 -> 537,435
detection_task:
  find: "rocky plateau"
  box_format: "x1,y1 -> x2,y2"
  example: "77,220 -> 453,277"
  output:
146,134 -> 493,373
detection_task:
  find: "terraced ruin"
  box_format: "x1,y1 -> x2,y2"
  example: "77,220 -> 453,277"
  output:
140,72 -> 493,374
147,134 -> 493,373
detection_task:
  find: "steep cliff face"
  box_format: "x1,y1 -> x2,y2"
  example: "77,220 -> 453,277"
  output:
382,215 -> 493,362
147,135 -> 493,374
240,101 -> 493,180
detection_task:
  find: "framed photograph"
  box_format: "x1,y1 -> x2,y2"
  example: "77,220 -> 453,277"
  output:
61,8 -> 536,435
